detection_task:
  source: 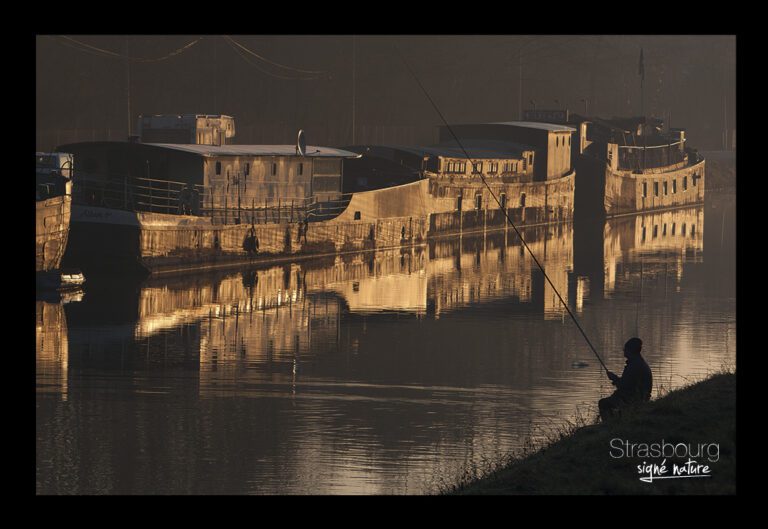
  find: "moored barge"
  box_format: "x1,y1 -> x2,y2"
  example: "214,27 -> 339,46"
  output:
523,110 -> 705,219
58,115 -> 577,276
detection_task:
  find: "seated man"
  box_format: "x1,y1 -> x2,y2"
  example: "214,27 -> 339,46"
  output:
599,337 -> 653,421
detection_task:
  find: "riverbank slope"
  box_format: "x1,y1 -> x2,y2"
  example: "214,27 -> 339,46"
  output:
450,372 -> 735,495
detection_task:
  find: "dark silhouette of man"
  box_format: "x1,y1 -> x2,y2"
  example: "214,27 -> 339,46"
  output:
599,337 -> 653,421
178,185 -> 193,215
243,226 -> 259,255
301,218 -> 309,244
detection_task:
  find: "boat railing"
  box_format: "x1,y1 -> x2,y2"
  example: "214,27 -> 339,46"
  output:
618,143 -> 688,173
306,194 -> 353,222
71,173 -> 351,225
617,139 -> 685,150
73,174 -> 188,214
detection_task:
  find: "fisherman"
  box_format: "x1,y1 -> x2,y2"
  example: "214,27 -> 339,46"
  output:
599,337 -> 653,422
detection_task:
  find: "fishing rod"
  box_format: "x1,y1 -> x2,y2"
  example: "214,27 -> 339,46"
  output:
635,258 -> 643,336
395,44 -> 610,375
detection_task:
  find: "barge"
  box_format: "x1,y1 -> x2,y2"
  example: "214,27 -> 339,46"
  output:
57,115 -> 576,276
579,116 -> 705,217
523,110 -> 705,219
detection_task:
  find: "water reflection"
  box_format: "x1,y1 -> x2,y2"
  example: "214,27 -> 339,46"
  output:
36,300 -> 70,400
37,192 -> 736,494
62,222 -> 575,372
427,224 -> 573,320
603,207 -> 704,297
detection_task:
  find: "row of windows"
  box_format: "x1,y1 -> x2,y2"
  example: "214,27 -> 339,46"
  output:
641,222 -> 697,242
555,135 -> 571,148
214,161 -> 304,178
457,192 -> 527,211
446,161 -> 467,173
642,174 -> 697,198
446,160 -> 526,175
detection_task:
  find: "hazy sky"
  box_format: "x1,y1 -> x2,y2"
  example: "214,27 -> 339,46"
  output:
36,35 -> 736,151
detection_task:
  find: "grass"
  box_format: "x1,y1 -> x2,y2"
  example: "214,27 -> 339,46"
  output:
443,368 -> 735,495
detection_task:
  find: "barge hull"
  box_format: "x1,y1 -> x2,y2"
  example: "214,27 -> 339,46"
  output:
36,194 -> 71,274
604,158 -> 705,217
64,175 -> 577,277
61,205 -> 145,275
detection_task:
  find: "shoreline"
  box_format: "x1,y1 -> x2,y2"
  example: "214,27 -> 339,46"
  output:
446,372 -> 736,495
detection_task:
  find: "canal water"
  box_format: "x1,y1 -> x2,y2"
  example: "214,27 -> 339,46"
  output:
36,190 -> 735,494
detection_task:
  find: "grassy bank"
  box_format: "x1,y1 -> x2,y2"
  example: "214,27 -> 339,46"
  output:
448,372 -> 735,495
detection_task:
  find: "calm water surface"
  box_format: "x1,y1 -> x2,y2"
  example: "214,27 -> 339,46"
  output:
36,190 -> 735,494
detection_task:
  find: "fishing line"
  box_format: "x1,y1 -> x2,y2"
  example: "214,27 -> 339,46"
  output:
395,44 -> 610,374
635,257 -> 643,336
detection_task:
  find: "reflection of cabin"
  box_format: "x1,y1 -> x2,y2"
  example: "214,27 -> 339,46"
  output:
56,141 -> 359,221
